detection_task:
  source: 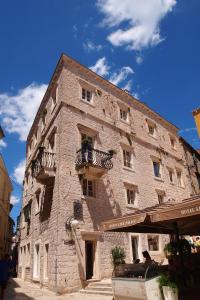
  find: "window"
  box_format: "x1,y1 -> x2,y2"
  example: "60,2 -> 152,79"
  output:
126,188 -> 136,205
81,133 -> 93,147
147,122 -> 156,137
27,243 -> 30,266
48,132 -> 56,152
177,170 -> 183,187
170,136 -> 176,149
82,179 -> 95,197
28,140 -> 33,157
153,161 -> 161,178
35,190 -> 41,213
43,244 -> 49,280
120,109 -> 128,122
82,88 -> 92,102
147,235 -> 159,251
168,169 -> 174,184
157,192 -> 165,204
196,172 -> 200,189
123,149 -> 132,169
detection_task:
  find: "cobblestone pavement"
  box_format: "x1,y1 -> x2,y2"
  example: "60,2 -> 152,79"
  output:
4,278 -> 113,300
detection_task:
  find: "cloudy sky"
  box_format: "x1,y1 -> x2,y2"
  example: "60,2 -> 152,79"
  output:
0,0 -> 200,224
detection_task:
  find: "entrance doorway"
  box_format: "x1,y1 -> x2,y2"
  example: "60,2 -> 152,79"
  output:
85,240 -> 96,280
131,236 -> 139,262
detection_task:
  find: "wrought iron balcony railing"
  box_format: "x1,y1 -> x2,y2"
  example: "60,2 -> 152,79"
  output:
75,147 -> 113,170
32,147 -> 56,179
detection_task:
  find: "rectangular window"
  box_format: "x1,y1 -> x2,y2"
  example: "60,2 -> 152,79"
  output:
48,132 -> 56,152
43,244 -> 49,280
82,179 -> 95,197
148,123 -> 156,137
170,136 -> 176,149
120,109 -> 128,122
153,161 -> 161,178
177,170 -> 183,187
35,190 -> 41,213
123,150 -> 132,168
157,193 -> 164,204
168,169 -> 174,184
126,188 -> 136,205
147,235 -> 159,251
51,84 -> 58,110
82,88 -> 92,102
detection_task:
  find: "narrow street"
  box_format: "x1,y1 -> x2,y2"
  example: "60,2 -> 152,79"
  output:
4,279 -> 113,300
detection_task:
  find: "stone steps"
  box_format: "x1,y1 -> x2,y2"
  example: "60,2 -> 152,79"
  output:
80,279 -> 113,296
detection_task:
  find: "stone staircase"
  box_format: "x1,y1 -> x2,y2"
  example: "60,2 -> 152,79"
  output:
80,279 -> 113,297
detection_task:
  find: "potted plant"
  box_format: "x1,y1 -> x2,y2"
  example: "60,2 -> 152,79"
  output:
158,274 -> 178,300
111,246 -> 126,277
108,149 -> 117,157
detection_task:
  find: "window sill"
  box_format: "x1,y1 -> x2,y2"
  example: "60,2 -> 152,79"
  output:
120,119 -> 130,125
126,204 -> 138,209
33,277 -> 40,282
123,166 -> 135,173
81,195 -> 96,201
148,250 -> 162,254
148,133 -> 157,140
154,177 -> 164,183
80,98 -> 95,108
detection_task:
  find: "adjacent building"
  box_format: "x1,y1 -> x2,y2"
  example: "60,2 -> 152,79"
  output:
0,131 -> 13,258
18,54 -> 200,293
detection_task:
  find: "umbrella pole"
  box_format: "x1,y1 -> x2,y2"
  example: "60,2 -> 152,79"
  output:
173,222 -> 184,269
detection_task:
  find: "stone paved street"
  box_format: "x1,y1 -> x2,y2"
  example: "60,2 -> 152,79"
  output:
4,279 -> 113,300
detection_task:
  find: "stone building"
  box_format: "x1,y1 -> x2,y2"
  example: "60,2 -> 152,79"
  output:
0,134 -> 13,258
18,54 -> 200,293
179,137 -> 200,195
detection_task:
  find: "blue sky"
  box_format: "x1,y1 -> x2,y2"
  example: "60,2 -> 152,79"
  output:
0,0 -> 200,225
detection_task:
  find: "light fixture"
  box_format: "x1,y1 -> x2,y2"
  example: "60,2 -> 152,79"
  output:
0,126 -> 5,140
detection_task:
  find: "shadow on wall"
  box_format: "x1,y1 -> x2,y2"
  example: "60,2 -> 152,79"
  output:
40,178 -> 55,223
86,176 -> 122,230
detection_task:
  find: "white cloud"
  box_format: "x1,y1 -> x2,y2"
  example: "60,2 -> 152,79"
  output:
10,195 -> 20,205
97,0 -> 176,50
136,55 -> 143,64
83,40 -> 103,52
90,57 -> 110,76
0,140 -> 7,150
13,159 -> 26,185
0,83 -> 47,141
109,66 -> 134,85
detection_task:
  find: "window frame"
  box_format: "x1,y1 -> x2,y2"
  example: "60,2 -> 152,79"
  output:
176,169 -> 184,187
122,148 -> 133,169
81,87 -> 92,103
152,159 -> 162,178
146,119 -> 157,138
147,234 -> 160,252
82,178 -> 96,198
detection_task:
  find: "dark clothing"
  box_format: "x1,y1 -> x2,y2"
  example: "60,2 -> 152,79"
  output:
0,259 -> 10,282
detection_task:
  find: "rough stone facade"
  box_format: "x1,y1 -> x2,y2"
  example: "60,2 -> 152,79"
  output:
18,54 -> 200,293
0,153 -> 12,258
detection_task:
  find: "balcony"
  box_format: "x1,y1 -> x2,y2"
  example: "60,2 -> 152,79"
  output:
31,147 -> 56,183
75,147 -> 113,178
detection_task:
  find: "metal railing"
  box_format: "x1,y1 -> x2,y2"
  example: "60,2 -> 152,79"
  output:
75,147 -> 113,170
32,147 -> 56,178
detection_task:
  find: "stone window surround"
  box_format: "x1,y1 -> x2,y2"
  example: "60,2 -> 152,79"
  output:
47,126 -> 57,153
128,233 -> 143,262
82,178 -> 96,199
176,168 -> 184,188
169,134 -> 177,150
151,156 -> 162,180
79,79 -> 96,106
43,242 -> 49,281
77,124 -> 98,149
124,182 -> 138,208
146,118 -> 157,138
156,189 -> 166,204
147,234 -> 161,253
167,167 -> 175,184
118,102 -> 130,124
121,143 -> 134,171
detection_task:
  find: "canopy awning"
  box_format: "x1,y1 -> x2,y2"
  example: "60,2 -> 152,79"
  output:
100,195 -> 200,235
